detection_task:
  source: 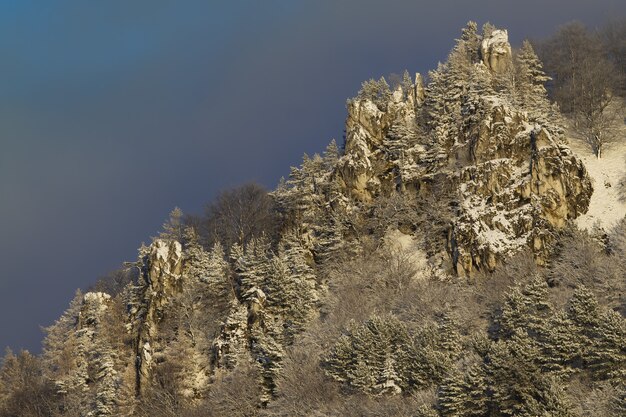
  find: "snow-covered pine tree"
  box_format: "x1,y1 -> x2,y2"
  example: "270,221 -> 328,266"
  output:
41,290 -> 91,413
485,333 -> 573,416
567,285 -> 603,373
184,226 -> 232,303
401,69 -> 413,99
356,77 -> 392,110
588,307 -> 626,382
43,292 -> 123,416
273,230 -> 318,340
322,138 -> 341,171
231,237 -> 272,302
462,62 -> 494,158
158,207 -> 185,242
539,311 -> 580,376
482,22 -> 496,39
210,299 -> 249,370
426,22 -> 485,162
498,277 -> 552,340
516,40 -> 551,107
250,314 -> 285,404
410,318 -> 462,387
461,21 -> 481,64
438,365 -> 488,417
383,112 -> 419,186
42,289 -> 83,375
325,315 -> 416,395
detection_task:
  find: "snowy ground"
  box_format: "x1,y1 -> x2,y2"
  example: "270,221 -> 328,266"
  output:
384,229 -> 430,278
567,111 -> 626,231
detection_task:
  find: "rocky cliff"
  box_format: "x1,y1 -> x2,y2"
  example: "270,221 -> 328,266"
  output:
31,24 -> 604,417
129,239 -> 184,395
335,28 -> 593,275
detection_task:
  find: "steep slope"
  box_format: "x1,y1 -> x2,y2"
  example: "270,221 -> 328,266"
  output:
11,23 -> 619,417
569,131 -> 626,232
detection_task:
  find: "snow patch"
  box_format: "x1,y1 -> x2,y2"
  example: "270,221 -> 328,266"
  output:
384,229 -> 429,278
570,137 -> 626,231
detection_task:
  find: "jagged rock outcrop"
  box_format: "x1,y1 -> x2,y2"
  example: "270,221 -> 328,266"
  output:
335,28 -> 593,275
129,239 -> 184,395
450,98 -> 592,275
338,74 -> 423,201
481,29 -> 512,73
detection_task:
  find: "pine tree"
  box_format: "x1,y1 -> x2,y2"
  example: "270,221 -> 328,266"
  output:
325,315 -> 415,395
426,23 -> 489,161
438,370 -> 467,417
211,299 -> 249,369
438,365 -> 488,417
356,77 -> 392,110
158,207 -> 185,241
567,285 -> 602,370
437,312 -> 463,355
184,226 -> 232,301
376,356 -> 403,395
401,69 -> 413,99
411,320 -> 460,386
460,21 -> 481,64
499,277 -> 552,340
43,292 -> 124,416
322,139 -> 341,171
270,230 -> 318,340
485,334 -> 574,416
516,40 -> 551,104
42,290 -> 90,412
482,22 -> 496,39
250,315 -> 285,403
231,237 -> 272,301
462,63 -> 495,156
589,308 -> 626,381
539,311 -> 580,376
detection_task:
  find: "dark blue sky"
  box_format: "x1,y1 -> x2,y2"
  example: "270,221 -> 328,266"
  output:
1,0 -> 624,352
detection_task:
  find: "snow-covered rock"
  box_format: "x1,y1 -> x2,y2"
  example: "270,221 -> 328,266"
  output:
337,67 -> 592,276
450,100 -> 592,275
480,29 -> 512,73
338,77 -> 422,201
129,239 -> 184,394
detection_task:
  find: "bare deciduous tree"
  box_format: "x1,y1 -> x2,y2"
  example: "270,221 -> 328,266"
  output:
203,183 -> 280,250
536,22 -> 623,157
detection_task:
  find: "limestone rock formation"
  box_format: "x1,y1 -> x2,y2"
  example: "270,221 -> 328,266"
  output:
129,239 -> 184,394
450,98 -> 592,275
480,29 -> 512,73
335,29 -> 593,275
338,78 -> 423,201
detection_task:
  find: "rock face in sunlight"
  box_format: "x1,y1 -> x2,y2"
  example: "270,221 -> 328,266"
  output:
338,74 -> 423,201
129,239 -> 184,395
481,29 -> 512,73
336,26 -> 593,275
12,23 -> 621,417
450,100 -> 592,275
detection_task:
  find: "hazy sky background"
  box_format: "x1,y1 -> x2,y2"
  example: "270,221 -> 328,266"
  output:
1,0 -> 624,352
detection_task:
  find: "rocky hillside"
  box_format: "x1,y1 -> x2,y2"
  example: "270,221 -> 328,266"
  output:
1,23 -> 624,417
332,28 -> 592,276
